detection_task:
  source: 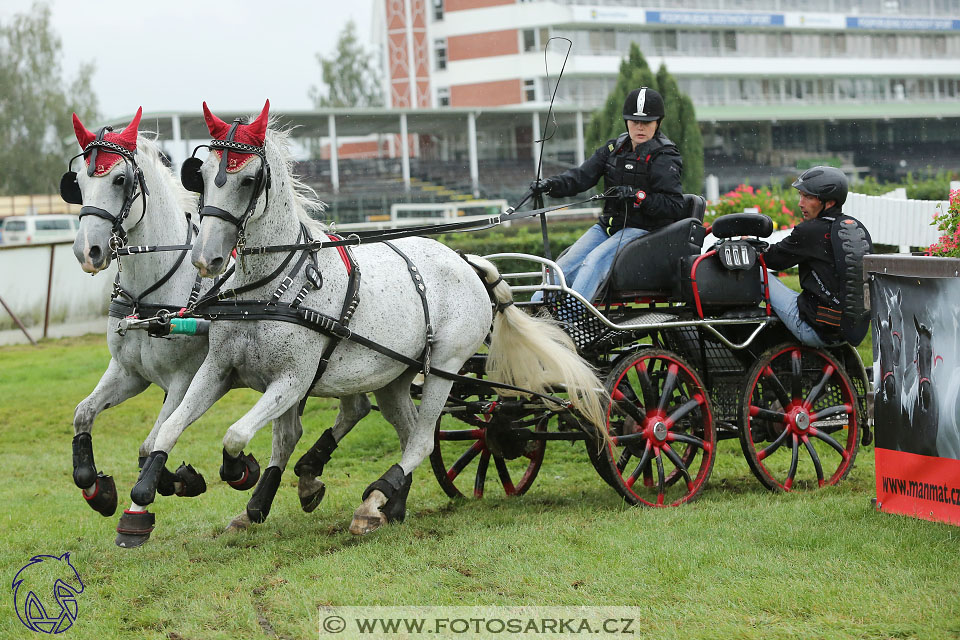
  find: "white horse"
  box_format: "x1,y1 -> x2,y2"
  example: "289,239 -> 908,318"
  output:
127,100 -> 607,541
67,109 -> 212,541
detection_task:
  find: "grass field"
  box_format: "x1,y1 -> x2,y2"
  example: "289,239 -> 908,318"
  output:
1,333 -> 958,640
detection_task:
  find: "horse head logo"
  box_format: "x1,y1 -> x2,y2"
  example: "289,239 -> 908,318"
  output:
11,553 -> 84,634
877,290 -> 904,402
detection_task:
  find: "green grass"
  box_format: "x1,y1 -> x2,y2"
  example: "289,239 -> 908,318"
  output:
2,335 -> 956,640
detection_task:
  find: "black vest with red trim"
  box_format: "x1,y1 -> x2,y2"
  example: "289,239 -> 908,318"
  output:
599,133 -> 683,232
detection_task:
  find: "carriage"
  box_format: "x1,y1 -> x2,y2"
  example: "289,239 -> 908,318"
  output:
429,194 -> 871,507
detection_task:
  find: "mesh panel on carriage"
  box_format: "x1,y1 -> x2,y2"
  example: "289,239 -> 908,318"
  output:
543,291 -> 608,352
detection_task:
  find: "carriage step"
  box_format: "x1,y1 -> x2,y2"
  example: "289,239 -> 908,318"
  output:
617,311 -> 679,326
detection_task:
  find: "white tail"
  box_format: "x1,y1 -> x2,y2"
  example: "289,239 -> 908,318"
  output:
467,255 -> 609,436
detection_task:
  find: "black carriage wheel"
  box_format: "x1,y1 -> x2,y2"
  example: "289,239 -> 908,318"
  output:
598,348 -> 716,507
430,406 -> 547,499
740,343 -> 859,491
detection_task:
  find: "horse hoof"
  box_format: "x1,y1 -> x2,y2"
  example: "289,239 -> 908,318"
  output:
349,512 -> 387,536
83,473 -> 117,517
115,509 -> 155,548
175,463 -> 207,497
225,512 -> 252,532
298,477 -> 326,513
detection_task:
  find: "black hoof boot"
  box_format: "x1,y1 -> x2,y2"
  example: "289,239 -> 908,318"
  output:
130,451 -> 168,507
83,473 -> 118,517
72,432 -> 98,489
175,463 -> 207,497
294,428 -> 337,477
115,509 -> 155,548
363,464 -> 413,524
220,448 -> 260,491
246,466 -> 282,524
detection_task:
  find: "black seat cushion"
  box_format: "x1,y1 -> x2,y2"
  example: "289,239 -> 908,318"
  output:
682,193 -> 706,223
711,213 -> 773,239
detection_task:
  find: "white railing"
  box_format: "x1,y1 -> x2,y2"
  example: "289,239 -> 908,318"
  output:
844,192 -> 947,252
389,199 -> 507,225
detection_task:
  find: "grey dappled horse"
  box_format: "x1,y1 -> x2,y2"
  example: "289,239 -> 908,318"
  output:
128,101 -> 607,542
67,109 -> 211,530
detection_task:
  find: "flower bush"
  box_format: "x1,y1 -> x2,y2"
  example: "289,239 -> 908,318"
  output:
706,183 -> 800,230
926,188 -> 960,258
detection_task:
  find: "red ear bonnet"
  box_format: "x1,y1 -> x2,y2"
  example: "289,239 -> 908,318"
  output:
72,107 -> 142,176
203,100 -> 270,172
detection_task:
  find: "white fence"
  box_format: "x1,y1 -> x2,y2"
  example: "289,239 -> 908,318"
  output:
843,191 -> 947,252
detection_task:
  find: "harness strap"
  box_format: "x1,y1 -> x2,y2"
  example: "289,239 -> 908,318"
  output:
111,215 -> 198,317
298,234 -> 362,415
384,241 -> 434,375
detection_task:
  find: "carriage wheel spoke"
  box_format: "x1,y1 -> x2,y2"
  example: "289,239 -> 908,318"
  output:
625,441 -> 651,488
635,361 -> 657,407
790,349 -> 803,400
616,448 -> 632,473
809,427 -> 848,458
657,364 -> 679,413
670,431 -> 707,451
667,395 -> 704,426
655,451 -> 666,505
749,405 -> 786,422
612,392 -> 645,425
447,441 -> 483,482
784,434 -> 800,490
439,429 -> 485,441
662,443 -> 693,489
493,456 -> 516,496
473,451 -> 490,498
757,426 -> 791,461
761,367 -> 791,408
803,365 -> 835,410
801,436 -> 825,487
810,404 -> 853,421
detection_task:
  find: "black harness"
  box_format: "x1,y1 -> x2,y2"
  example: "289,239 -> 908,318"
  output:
60,127 -> 150,254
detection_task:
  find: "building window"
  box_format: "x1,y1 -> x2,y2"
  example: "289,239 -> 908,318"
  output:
524,79 -> 536,102
433,0 -> 443,21
523,29 -> 537,52
437,87 -> 450,107
434,38 -> 447,71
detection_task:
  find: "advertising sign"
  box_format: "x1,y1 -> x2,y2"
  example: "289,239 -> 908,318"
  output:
870,272 -> 960,525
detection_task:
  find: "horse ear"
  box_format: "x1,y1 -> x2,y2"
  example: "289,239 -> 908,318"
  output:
72,113 -> 96,149
115,106 -> 142,150
202,101 -> 232,139
247,99 -> 270,146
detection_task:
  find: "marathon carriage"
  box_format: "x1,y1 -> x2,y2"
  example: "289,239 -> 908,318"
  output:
430,194 -> 871,507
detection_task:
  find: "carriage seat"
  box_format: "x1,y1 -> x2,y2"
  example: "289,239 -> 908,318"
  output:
605,194 -> 707,298
711,212 -> 773,239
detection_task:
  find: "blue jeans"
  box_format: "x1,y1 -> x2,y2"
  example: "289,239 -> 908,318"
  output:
536,224 -> 649,303
766,274 -> 830,347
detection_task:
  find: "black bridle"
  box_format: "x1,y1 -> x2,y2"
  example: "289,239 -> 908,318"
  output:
181,118 -> 272,256
61,126 -> 149,252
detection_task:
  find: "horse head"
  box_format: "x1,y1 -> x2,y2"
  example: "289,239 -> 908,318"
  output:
187,100 -> 271,277
914,315 -> 940,410
66,108 -> 146,273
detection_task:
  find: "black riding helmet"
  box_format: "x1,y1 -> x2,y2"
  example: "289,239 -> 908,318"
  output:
792,166 -> 848,206
623,87 -> 665,123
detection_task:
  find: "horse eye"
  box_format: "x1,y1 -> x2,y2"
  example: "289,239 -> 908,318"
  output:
113,174 -> 126,186
241,176 -> 256,187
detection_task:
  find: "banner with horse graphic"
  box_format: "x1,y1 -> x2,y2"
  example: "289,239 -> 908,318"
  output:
869,258 -> 960,526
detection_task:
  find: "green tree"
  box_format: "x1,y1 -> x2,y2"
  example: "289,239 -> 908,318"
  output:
309,20 -> 383,108
585,44 -> 704,194
0,2 -> 98,196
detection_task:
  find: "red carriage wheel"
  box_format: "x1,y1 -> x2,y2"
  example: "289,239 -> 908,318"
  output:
740,343 -> 859,491
598,349 -> 716,507
430,403 -> 547,499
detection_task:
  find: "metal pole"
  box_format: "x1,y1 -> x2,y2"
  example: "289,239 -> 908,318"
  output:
532,111 -> 542,176
575,110 -> 585,165
467,112 -> 479,198
328,114 -> 340,195
43,244 -> 54,339
400,113 -> 411,192
0,294 -> 37,345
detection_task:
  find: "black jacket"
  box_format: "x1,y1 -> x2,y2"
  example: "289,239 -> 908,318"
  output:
763,205 -> 845,341
547,132 -> 684,233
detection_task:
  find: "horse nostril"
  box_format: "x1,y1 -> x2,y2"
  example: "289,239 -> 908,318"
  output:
89,246 -> 102,264
209,257 -> 223,273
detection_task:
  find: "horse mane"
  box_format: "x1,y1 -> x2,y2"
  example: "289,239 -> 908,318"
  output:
134,132 -> 196,215
263,121 -> 328,237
